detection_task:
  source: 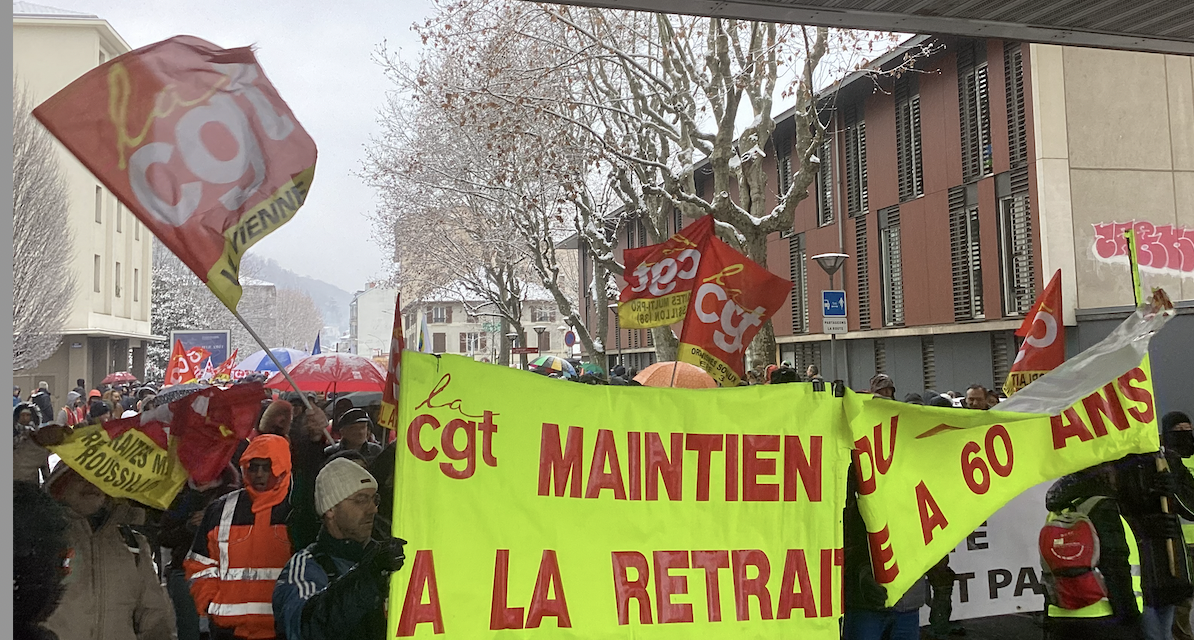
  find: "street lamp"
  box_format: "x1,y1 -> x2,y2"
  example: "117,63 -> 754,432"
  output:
810,252 -> 849,383
505,332 -> 520,369
533,325 -> 547,358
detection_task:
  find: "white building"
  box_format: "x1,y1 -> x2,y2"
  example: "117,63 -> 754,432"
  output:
349,284 -> 398,358
403,298 -> 571,364
13,3 -> 154,400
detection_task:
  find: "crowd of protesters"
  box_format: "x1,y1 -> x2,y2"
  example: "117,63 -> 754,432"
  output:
13,364 -> 1194,640
13,376 -> 406,640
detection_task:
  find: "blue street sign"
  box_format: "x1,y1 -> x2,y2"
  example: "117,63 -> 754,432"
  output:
822,290 -> 847,317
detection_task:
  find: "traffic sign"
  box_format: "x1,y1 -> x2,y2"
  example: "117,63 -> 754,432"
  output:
511,346 -> 540,355
822,290 -> 847,335
564,331 -> 577,347
822,290 -> 847,316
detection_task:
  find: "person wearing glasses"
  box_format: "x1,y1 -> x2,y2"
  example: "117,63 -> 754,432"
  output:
273,458 -> 407,640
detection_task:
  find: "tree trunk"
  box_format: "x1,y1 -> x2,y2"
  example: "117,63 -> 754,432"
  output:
741,227 -> 779,368
651,326 -> 678,362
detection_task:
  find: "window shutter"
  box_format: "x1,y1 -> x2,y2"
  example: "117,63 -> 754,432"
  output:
895,76 -> 923,202
991,332 -> 1013,389
817,136 -> 834,226
855,214 -> 871,329
921,336 -> 936,391
446,305 -> 453,323
845,106 -> 860,215
874,338 -> 887,374
480,334 -> 488,351
950,186 -> 985,320
777,134 -> 793,196
1004,42 -> 1028,168
910,94 -> 923,198
1004,168 -> 1035,315
788,233 -> 807,333
539,332 -> 551,352
879,206 -> 904,326
460,333 -> 467,353
638,219 -> 647,247
433,333 -> 446,354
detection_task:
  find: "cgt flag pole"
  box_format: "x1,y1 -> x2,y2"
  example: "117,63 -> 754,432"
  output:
231,309 -> 313,411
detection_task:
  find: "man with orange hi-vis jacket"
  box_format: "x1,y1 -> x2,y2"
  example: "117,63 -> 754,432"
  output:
186,434 -> 293,639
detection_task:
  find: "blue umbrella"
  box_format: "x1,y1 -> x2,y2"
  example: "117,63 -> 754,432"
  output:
238,348 -> 309,372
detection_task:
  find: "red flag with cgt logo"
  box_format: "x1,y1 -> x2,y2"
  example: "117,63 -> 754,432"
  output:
677,237 -> 792,386
1003,270 -> 1065,396
32,35 -> 318,311
618,215 -> 716,328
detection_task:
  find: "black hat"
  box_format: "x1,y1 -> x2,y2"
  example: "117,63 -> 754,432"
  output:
89,401 -> 111,420
335,408 -> 371,430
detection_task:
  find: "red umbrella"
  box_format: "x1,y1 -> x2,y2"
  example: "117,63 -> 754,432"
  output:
264,353 -> 386,393
101,371 -> 139,385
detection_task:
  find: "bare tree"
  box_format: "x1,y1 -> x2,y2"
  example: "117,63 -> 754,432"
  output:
274,289 -> 324,350
13,79 -> 77,371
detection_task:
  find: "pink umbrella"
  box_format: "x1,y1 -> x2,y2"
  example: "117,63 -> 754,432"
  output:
264,353 -> 386,393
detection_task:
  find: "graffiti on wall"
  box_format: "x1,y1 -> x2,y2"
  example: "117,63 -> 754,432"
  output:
1092,221 -> 1194,276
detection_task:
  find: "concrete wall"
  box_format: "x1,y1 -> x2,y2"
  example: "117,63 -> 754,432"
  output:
351,287 -> 397,358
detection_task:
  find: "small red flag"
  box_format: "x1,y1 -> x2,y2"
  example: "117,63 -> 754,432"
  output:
212,349 -> 239,379
165,339 -> 195,386
1003,270 -> 1065,396
676,236 -> 792,387
378,294 -> 405,431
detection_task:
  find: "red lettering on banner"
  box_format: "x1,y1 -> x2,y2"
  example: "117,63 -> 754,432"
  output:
732,549 -> 773,621
1081,383 -> 1130,437
915,481 -> 949,544
526,550 -> 571,628
1050,409 -> 1093,450
628,432 -> 642,501
819,548 -> 842,618
853,417 -> 897,495
586,429 -> 627,500
406,415 -> 439,461
612,551 -> 653,625
867,525 -> 900,584
396,550 -> 444,636
685,434 -> 723,501
1117,367 -> 1154,424
777,549 -> 818,619
538,424 -> 584,498
692,550 -> 730,622
490,550 -> 524,630
646,432 -> 683,501
653,551 -> 694,623
479,411 -> 498,467
725,434 -> 739,501
743,435 -> 781,501
439,419 -> 476,479
784,435 -> 823,502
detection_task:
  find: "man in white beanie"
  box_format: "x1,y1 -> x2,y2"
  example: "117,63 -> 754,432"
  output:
273,458 -> 406,640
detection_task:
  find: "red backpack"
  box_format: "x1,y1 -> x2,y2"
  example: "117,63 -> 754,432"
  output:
1039,496 -> 1109,610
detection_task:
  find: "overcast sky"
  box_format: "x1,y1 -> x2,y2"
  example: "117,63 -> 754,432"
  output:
44,0 -> 435,293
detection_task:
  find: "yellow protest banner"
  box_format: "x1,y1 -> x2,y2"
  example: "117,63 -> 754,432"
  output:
845,357 -> 1160,606
388,352 -> 852,638
48,422 -> 189,510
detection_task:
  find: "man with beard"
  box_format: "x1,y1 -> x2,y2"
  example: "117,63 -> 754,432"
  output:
273,458 -> 407,640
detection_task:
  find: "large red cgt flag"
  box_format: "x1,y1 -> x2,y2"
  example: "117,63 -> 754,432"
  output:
33,36 -> 318,311
618,215 -> 716,329
377,294 -> 405,431
677,236 -> 792,387
1003,270 -> 1065,396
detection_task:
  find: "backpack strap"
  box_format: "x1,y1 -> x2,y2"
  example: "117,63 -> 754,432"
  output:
118,524 -> 142,567
1074,496 -> 1107,515
310,549 -> 340,583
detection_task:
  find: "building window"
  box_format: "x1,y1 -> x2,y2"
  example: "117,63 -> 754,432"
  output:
431,306 -> 449,323
874,338 -> 887,374
116,202 -> 123,233
854,214 -> 871,330
432,332 -> 446,354
991,331 -> 1014,389
114,262 -> 122,298
133,268 -> 140,302
1004,42 -> 1028,169
949,185 -> 984,321
460,332 -> 487,354
895,75 -> 924,202
776,133 -> 793,196
844,105 -> 868,217
533,307 -> 555,323
788,233 -> 808,333
999,169 -> 1035,316
673,208 -> 684,235
878,206 -> 904,327
93,255 -> 101,292
958,41 -> 993,183
95,186 -> 103,223
537,331 -> 551,352
816,135 -> 834,227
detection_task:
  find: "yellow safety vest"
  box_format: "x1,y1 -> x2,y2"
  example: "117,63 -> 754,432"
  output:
1181,456 -> 1194,544
1047,513 -> 1142,618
